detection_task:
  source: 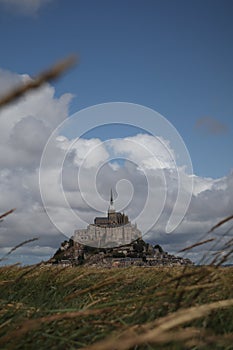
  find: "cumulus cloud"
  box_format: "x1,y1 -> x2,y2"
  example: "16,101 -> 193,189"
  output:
0,0 -> 52,15
0,69 -> 72,168
0,68 -> 72,264
109,134 -> 176,170
0,68 -> 232,265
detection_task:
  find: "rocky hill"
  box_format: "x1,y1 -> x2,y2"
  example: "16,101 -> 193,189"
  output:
50,237 -> 193,267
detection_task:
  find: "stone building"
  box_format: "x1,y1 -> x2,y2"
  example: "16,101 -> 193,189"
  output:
74,190 -> 142,248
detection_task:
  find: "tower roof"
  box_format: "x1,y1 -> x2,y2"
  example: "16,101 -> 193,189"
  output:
110,189 -> 113,205
109,188 -> 115,212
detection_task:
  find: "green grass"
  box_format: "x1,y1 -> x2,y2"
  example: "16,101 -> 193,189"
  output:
0,265 -> 233,350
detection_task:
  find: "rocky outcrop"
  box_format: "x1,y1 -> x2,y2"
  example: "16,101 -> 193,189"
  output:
50,238 -> 194,267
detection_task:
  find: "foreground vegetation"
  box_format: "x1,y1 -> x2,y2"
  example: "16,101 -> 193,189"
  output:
0,265 -> 233,349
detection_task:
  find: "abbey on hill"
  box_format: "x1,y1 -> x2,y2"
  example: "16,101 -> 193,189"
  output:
74,189 -> 142,248
51,190 -> 193,267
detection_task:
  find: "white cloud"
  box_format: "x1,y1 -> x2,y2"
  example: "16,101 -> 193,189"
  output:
110,134 -> 176,170
191,174 -> 227,196
0,69 -> 72,264
0,68 -> 232,265
0,69 -> 72,168
57,136 -> 110,168
0,0 -> 52,15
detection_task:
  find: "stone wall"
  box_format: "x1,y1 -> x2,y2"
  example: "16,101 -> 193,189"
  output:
74,223 -> 142,247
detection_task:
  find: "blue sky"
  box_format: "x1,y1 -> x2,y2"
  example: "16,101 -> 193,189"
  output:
0,0 -> 232,178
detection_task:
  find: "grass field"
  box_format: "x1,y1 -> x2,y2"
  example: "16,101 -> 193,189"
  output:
0,265 -> 233,350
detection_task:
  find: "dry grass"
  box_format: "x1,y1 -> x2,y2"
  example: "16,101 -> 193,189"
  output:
1,216 -> 232,349
0,209 -> 16,221
0,238 -> 38,263
83,298 -> 233,350
0,265 -> 232,350
0,55 -> 77,108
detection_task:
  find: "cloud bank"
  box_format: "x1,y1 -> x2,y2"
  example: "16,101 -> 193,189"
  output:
0,68 -> 232,265
0,0 -> 52,15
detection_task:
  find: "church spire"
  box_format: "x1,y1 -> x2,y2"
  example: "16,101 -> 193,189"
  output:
108,189 -> 115,213
110,188 -> 113,206
108,188 -> 117,223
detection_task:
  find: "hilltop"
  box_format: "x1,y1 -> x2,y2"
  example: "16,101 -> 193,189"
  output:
50,237 -> 193,267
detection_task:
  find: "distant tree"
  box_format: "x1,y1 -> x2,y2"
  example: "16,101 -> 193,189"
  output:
133,241 -> 144,253
142,254 -> 147,262
77,254 -> 84,265
112,252 -> 125,258
154,244 -> 164,253
127,252 -> 138,258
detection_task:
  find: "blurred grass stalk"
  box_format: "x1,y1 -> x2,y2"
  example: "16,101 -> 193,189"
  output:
0,55 -> 77,108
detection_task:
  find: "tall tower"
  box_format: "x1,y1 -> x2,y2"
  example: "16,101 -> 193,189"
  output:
110,189 -> 114,209
108,189 -> 117,224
